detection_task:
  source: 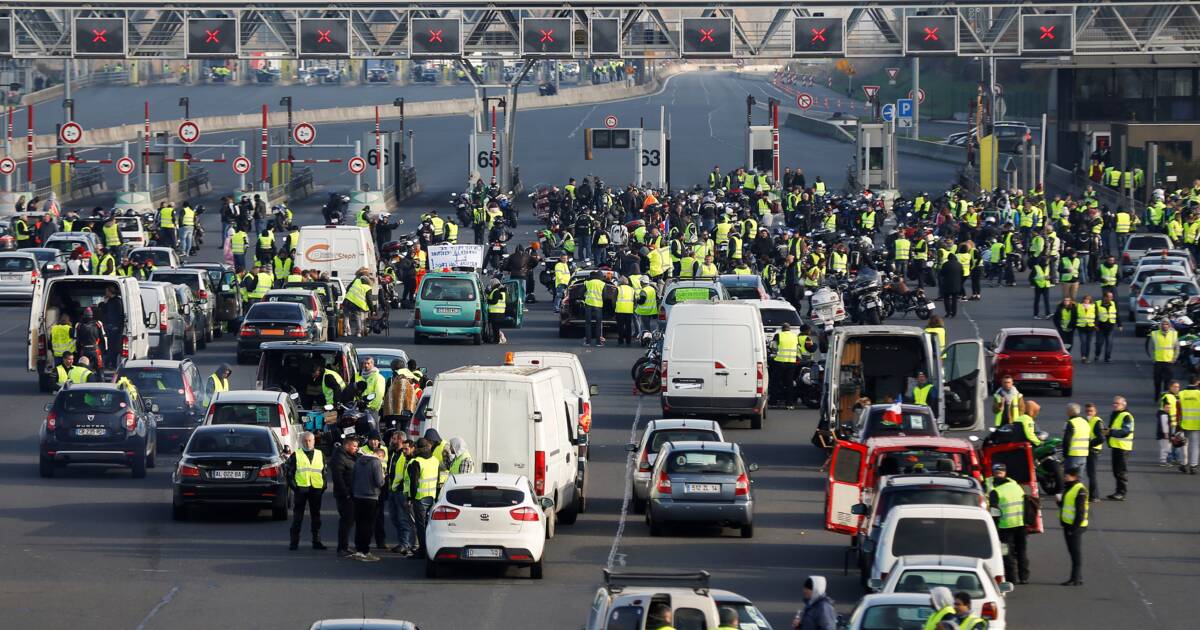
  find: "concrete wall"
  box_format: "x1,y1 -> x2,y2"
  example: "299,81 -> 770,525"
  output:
782,112 -> 853,143
896,137 -> 967,164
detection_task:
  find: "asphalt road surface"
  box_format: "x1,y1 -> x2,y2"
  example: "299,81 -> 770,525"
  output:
1,72 -> 1194,629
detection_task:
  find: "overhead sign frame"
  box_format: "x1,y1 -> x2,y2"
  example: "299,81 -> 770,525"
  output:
1018,13 -> 1075,55
589,17 -> 622,58
409,16 -> 463,58
681,17 -> 734,58
520,17 -> 574,57
904,15 -> 959,56
72,16 -> 128,59
297,17 -> 351,58
185,17 -> 239,58
791,16 -> 845,57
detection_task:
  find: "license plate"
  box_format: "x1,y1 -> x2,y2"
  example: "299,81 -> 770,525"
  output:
465,547 -> 502,558
926,302 -> 937,310
435,306 -> 460,315
0,273 -> 21,281
1021,372 -> 1049,380
686,483 -> 721,493
211,470 -> 246,480
342,426 -> 356,436
259,329 -> 284,336
673,380 -> 703,390
74,427 -> 106,436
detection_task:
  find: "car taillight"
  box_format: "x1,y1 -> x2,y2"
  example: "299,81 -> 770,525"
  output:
30,268 -> 38,283
1059,352 -> 1073,364
509,506 -> 540,521
995,574 -> 1006,586
638,449 -> 651,472
286,326 -> 307,338
38,334 -> 46,359
656,471 -> 672,494
121,336 -> 129,359
431,506 -> 460,520
534,450 -> 546,495
579,401 -> 592,433
981,602 -> 998,620
473,309 -> 481,323
735,472 -> 750,496
258,464 -> 280,478
239,325 -> 258,337
124,411 -> 136,432
46,410 -> 57,431
1138,297 -> 1150,308
1122,253 -> 1131,263
179,463 -> 200,478
278,404 -> 288,435
414,307 -> 422,323
660,360 -> 668,393
658,308 -> 666,321
756,362 -> 764,395
160,304 -> 168,332
198,290 -> 208,299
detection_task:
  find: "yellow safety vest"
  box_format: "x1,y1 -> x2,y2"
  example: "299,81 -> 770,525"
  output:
615,285 -> 635,314
50,324 -> 75,356
773,330 -> 798,363
1151,329 -> 1178,363
554,262 -> 571,287
209,373 -> 229,394
247,272 -> 273,299
583,278 -> 604,308
231,231 -> 248,254
359,370 -> 386,411
258,233 -> 275,250
294,449 -> 325,489
1032,264 -> 1051,289
390,453 -> 410,493
994,391 -> 1023,426
1076,302 -> 1096,328
922,607 -> 956,630
1097,301 -> 1117,324
1066,416 -> 1091,457
159,206 -> 176,228
344,278 -> 370,311
181,206 -> 195,227
1179,389 -> 1200,431
912,383 -> 933,406
487,287 -> 507,314
1061,481 -> 1089,527
992,478 -> 1025,529
1115,212 -> 1131,233
635,286 -> 658,316
893,239 -> 910,261
956,252 -> 973,277
413,455 -> 440,499
102,222 -> 121,247
926,326 -> 946,350
1098,264 -> 1119,287
321,368 -> 345,406
1107,410 -> 1133,450
67,365 -> 92,384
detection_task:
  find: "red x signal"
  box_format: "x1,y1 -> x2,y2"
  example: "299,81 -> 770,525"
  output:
1039,25 -> 1056,40
205,29 -> 220,44
428,29 -> 443,44
923,27 -> 939,41
91,29 -> 108,44
539,29 -> 555,43
698,28 -> 715,43
317,29 -> 332,44
810,27 -> 827,44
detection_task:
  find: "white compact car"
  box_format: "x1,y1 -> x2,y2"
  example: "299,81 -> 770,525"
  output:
425,472 -> 552,579
874,555 -> 1011,629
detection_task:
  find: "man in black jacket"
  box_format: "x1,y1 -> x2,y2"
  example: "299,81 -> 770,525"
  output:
330,437 -> 360,557
938,252 -> 964,318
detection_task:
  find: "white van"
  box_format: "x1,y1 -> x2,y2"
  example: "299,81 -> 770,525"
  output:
867,504 -> 1005,587
420,365 -> 583,527
661,302 -> 768,428
138,281 -> 186,360
28,275 -> 150,391
294,225 -> 379,288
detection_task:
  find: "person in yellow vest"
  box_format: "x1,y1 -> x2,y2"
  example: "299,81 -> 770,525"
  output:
1061,402 -> 1092,474
272,250 -> 293,286
1146,319 -> 1179,396
179,203 -> 196,257
769,323 -> 800,409
357,357 -> 387,422
1157,381 -> 1181,468
647,603 -> 676,630
343,269 -> 373,337
255,228 -> 275,266
583,271 -> 607,347
287,431 -> 328,550
285,267 -> 304,283
1058,465 -> 1088,586
614,277 -> 636,346
53,352 -> 83,388
387,438 -> 418,554
993,375 -> 1023,427
485,278 -> 507,344
924,315 -> 946,352
951,592 -> 989,630
1074,294 -> 1097,363
157,203 -> 177,249
635,281 -> 659,335
405,437 -> 442,558
1104,396 -> 1134,501
205,363 -> 231,407
49,313 -> 76,363
102,215 -> 123,260
907,370 -> 937,409
716,606 -> 740,630
987,463 -> 1030,584
922,587 -> 957,630
552,255 -> 571,314
1178,377 -> 1200,474
230,227 -> 251,272
311,361 -> 346,409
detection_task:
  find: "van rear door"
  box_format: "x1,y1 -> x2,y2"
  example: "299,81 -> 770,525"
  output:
981,442 -> 1043,533
715,323 -> 757,395
825,440 -> 869,535
27,275 -> 46,370
480,381 -> 532,477
943,339 -> 987,431
666,323 -> 715,398
121,278 -> 149,359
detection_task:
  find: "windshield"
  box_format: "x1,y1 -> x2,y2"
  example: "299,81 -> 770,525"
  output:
245,303 -> 305,322
859,604 -> 932,630
45,239 -> 87,254
421,277 -> 477,301
1002,335 -> 1062,352
666,450 -> 738,474
649,429 -> 720,454
267,294 -> 315,310
118,369 -> 185,401
0,255 -> 35,271
445,487 -> 525,508
209,403 -> 281,427
186,430 -> 274,454
877,450 -> 969,476
116,218 -> 141,231
1144,281 -> 1198,297
58,390 -> 128,413
718,603 -> 770,630
1127,234 -> 1170,250
665,286 -> 718,305
876,488 -> 981,523
892,517 -> 994,558
23,249 -> 57,264
760,308 -> 801,327
894,569 -> 986,599
725,286 -> 763,299
865,409 -> 935,434
131,250 -> 173,266
151,272 -> 201,291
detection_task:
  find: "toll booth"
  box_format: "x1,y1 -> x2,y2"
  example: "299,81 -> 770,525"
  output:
747,125 -> 774,174
855,122 -> 898,193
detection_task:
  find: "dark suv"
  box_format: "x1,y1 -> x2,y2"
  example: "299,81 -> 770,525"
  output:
39,383 -> 160,478
116,359 -> 206,447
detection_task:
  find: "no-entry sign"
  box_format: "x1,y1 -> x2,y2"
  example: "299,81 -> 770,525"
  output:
178,120 -> 201,144
293,122 -> 316,145
115,156 -> 136,175
347,156 -> 366,174
231,155 -> 252,174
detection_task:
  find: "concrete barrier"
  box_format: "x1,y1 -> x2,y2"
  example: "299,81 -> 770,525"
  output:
896,137 -> 967,164
782,112 -> 853,143
11,67 -> 693,161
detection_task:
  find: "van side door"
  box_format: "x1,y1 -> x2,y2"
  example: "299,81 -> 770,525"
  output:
943,339 -> 988,431
825,440 -> 869,535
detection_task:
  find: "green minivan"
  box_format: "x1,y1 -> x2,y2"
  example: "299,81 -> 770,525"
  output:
413,271 -> 524,344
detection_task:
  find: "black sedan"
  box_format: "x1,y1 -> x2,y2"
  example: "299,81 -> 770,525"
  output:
116,359 -> 207,447
237,301 -> 320,364
39,383 -> 159,478
172,425 -> 291,521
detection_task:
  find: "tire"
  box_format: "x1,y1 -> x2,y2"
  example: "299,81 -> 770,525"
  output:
1062,387 -> 1073,397
864,308 -> 882,326
631,493 -> 646,514
915,305 -> 932,320
740,522 -> 754,539
1040,459 -> 1064,496
750,408 -> 765,430
412,332 -> 425,345
39,455 -> 54,478
558,488 -> 580,525
631,357 -> 651,381
184,330 -> 197,355
544,506 -> 556,539
530,558 -> 544,580
131,451 -> 147,479
271,503 -> 288,521
472,334 -> 482,345
881,300 -> 895,320
424,558 -> 439,578
647,510 -> 664,537
172,503 -> 189,521
635,370 -> 661,395
146,443 -> 157,469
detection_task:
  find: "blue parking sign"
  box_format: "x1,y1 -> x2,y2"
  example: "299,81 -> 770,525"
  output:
897,98 -> 914,119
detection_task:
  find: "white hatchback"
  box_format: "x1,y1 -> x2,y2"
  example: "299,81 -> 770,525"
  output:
425,472 -> 551,579
874,555 -> 1011,630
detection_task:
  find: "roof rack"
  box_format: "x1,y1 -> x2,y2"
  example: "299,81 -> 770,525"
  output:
602,569 -> 711,595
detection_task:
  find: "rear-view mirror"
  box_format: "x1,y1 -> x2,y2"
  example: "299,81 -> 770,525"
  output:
625,443 -> 638,452
589,384 -> 599,396
144,312 -> 159,327
290,392 -> 300,400
539,496 -> 555,510
866,578 -> 883,591
984,341 -> 995,351
221,284 -> 231,292
998,582 -> 1014,594
850,503 -> 868,515
937,423 -> 949,432
747,463 -> 760,473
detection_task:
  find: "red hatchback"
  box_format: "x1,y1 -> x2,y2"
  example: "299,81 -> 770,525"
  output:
988,328 -> 1073,396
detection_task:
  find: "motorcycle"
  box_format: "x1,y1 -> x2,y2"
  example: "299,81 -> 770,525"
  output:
986,426 -> 1063,496
322,192 -> 349,224
807,283 -> 846,351
796,360 -> 822,409
847,271 -> 884,325
881,276 -> 934,320
631,331 -> 664,395
323,384 -> 378,448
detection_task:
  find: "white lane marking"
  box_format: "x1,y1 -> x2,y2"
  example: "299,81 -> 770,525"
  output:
567,105 -> 598,139
0,319 -> 27,337
605,395 -> 644,570
961,303 -> 982,339
135,585 -> 180,630
1100,532 -> 1158,622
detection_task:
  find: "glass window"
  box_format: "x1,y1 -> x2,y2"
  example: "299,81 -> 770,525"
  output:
1157,69 -> 1194,98
445,487 -> 525,508
210,403 -> 281,427
673,608 -> 708,630
860,604 -> 932,630
894,569 -> 986,599
59,390 -> 126,413
421,277 -> 477,301
759,308 -> 802,327
666,450 -> 738,474
605,606 -> 644,630
719,603 -> 770,630
1144,281 -> 1198,297
725,286 -> 763,299
892,517 -> 994,558
865,410 -> 935,435
649,429 -> 720,453
245,303 -> 305,321
151,272 -> 201,292
0,255 -> 35,271
118,369 -> 185,400
1002,335 -> 1063,352
186,429 -> 274,454
666,286 -> 718,304
876,488 -> 981,523
833,446 -> 864,484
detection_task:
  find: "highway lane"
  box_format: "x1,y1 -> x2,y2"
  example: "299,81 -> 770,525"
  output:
1,72 -> 1195,629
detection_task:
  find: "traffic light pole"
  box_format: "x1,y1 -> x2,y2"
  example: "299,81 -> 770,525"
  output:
912,57 -> 920,140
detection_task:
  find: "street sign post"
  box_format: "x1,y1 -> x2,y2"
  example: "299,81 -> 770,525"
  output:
115,156 -> 135,175
897,98 -> 914,128
347,156 -> 366,174
604,115 -> 619,129
59,121 -> 83,145
231,155 -> 251,174
177,120 -> 200,144
293,122 -> 316,145
796,92 -> 813,110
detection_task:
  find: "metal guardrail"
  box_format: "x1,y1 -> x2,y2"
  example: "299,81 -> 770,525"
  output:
290,167 -> 315,198
70,167 -> 106,197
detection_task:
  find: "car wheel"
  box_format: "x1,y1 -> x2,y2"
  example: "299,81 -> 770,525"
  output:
530,558 -> 544,580
424,558 -> 439,578
184,331 -> 196,355
172,503 -> 189,521
131,451 -> 147,479
647,511 -> 664,537
39,455 -> 54,478
558,490 -> 579,525
146,443 -> 157,469
751,408 -> 765,430
740,522 -> 754,539
544,506 -> 556,539
412,332 -> 425,345
472,333 -> 482,345
631,493 -> 646,515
